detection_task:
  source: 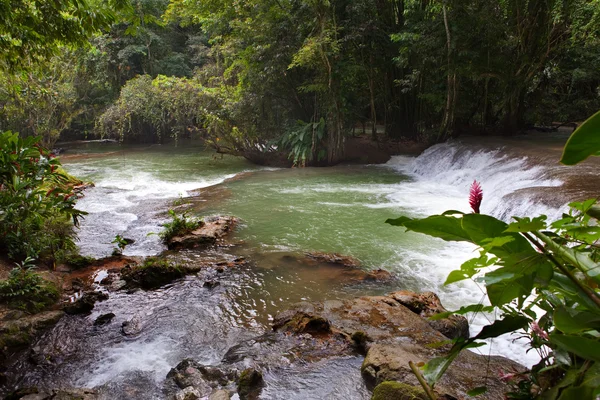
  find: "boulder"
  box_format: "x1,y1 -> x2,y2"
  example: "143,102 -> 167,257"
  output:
371,381 -> 428,400
388,291 -> 469,340
167,216 -> 238,250
362,343 -> 523,399
121,315 -> 143,336
0,311 -> 64,355
271,293 -> 523,400
120,259 -> 186,290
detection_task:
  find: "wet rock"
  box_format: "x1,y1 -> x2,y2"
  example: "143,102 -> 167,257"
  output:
351,331 -> 371,354
174,386 -> 204,400
362,343 -> 523,399
203,280 -> 220,289
371,381 -> 428,400
6,388 -> 97,400
237,368 -> 263,400
209,390 -> 230,400
121,315 -> 143,336
0,311 -> 64,355
305,252 -> 362,268
121,258 -> 186,290
167,359 -> 238,391
272,311 -> 331,336
388,291 -> 469,340
167,216 -> 238,250
272,293 -> 522,399
93,313 -> 115,326
63,291 -> 108,315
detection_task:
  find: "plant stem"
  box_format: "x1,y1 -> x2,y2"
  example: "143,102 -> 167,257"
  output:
522,232 -> 600,309
409,361 -> 437,400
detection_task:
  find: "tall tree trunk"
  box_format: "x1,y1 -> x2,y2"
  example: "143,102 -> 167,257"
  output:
439,4 -> 455,141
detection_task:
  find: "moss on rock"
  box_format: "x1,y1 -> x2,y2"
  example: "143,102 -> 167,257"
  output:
121,258 -> 185,290
372,381 -> 428,400
237,368 -> 263,400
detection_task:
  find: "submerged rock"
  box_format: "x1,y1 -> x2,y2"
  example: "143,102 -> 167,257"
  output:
6,387 -> 98,400
167,216 -> 238,250
63,291 -> 108,315
93,313 -> 115,326
237,368 -> 263,400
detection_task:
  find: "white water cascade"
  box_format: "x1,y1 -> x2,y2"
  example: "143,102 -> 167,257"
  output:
387,142 -> 566,221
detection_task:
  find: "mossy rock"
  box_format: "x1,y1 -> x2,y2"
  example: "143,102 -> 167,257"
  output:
65,255 -> 95,270
237,368 -> 263,400
371,381 -> 428,400
121,258 -> 185,290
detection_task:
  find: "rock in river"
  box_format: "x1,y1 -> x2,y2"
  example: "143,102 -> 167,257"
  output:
167,216 -> 238,250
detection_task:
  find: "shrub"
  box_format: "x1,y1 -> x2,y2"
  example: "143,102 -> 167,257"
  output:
0,131 -> 86,261
0,259 -> 60,313
159,210 -> 202,243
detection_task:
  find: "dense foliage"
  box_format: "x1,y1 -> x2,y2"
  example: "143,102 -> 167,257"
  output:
387,115 -> 600,399
0,258 -> 60,313
2,0 -> 598,164
0,132 -> 86,262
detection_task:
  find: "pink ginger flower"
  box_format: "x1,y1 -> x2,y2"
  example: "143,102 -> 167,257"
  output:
469,180 -> 483,214
530,320 -> 549,341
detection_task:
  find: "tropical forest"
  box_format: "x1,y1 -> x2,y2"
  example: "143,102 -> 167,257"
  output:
1,0 -> 600,399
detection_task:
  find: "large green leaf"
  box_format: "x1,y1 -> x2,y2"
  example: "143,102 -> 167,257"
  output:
462,214 -> 534,257
387,215 -> 472,242
561,110 -> 600,165
473,315 -> 530,340
553,307 -> 600,333
549,333 -> 600,361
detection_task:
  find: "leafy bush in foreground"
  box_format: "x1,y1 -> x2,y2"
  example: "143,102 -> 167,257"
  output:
0,131 -> 86,262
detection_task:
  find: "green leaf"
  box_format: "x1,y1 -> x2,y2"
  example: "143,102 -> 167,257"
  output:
549,333 -> 600,361
561,110 -> 600,165
554,307 -> 600,333
557,384 -> 596,400
421,340 -> 485,387
444,255 -> 494,285
429,303 -> 495,320
473,315 -> 530,340
505,216 -> 547,232
401,215 -> 472,242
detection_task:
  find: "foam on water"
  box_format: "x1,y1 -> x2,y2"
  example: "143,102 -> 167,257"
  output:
68,158 -> 242,256
80,336 -> 177,387
386,142 -> 565,220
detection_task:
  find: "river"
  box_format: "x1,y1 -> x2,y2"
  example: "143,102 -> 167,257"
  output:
6,134 -> 599,399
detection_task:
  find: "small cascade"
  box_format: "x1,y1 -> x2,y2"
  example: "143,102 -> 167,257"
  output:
387,142 -> 566,221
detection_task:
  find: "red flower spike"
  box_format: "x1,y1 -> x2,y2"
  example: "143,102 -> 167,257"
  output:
469,180 -> 483,214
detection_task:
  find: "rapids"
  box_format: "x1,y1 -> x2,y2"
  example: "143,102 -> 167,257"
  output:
5,135 -> 598,398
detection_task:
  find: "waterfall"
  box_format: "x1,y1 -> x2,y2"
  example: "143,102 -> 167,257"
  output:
387,142 -> 566,221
